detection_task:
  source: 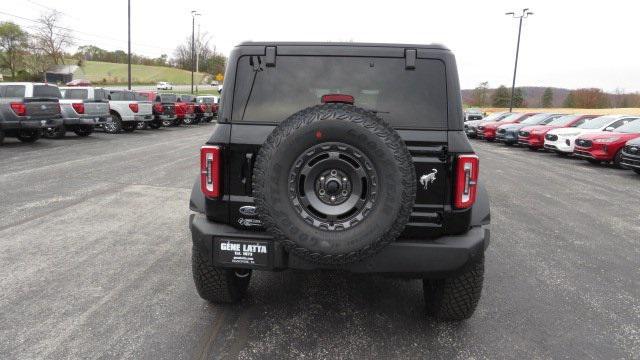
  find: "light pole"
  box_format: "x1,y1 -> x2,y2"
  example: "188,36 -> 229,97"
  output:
191,10 -> 200,94
196,22 -> 200,93
505,8 -> 533,111
127,0 -> 131,90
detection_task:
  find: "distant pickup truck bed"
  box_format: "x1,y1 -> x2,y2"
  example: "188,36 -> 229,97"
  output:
0,82 -> 62,145
46,86 -> 112,138
106,90 -> 153,133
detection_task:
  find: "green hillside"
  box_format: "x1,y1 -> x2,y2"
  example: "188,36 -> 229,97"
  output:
75,61 -> 207,85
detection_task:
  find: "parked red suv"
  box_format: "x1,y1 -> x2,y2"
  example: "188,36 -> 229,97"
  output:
573,119 -> 640,166
518,114 -> 597,150
478,112 -> 536,141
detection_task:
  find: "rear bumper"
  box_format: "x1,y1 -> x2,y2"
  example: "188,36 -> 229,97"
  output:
62,117 -> 97,126
1,118 -> 63,131
134,114 -> 153,122
189,214 -> 490,275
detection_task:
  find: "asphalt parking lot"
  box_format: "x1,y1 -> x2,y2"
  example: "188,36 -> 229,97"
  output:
1,127 -> 638,359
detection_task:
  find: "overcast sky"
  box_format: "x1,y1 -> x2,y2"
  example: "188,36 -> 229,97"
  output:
2,0 -> 638,92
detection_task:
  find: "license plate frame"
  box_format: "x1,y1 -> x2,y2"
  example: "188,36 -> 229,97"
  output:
214,238 -> 272,269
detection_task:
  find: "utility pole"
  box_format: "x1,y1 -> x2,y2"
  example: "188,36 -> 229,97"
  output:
505,8 -> 533,111
196,23 -> 200,93
190,11 -> 200,94
127,0 -> 131,90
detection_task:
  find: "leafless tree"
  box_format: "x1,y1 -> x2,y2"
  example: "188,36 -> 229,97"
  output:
32,10 -> 73,65
24,38 -> 52,80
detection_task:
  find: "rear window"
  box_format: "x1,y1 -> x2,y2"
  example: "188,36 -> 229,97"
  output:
94,89 -> 109,101
63,89 -> 88,100
1,85 -> 26,97
160,94 -> 177,103
198,97 -> 214,104
33,85 -> 61,98
109,91 -> 134,101
134,93 -> 148,101
232,56 -> 448,129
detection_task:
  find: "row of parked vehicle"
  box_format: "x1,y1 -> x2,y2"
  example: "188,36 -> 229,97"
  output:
0,82 -> 219,145
464,111 -> 640,175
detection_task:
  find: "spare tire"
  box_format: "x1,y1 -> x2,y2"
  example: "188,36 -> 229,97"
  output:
253,103 -> 416,264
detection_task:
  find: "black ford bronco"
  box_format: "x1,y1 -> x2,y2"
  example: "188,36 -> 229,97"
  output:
189,42 -> 490,320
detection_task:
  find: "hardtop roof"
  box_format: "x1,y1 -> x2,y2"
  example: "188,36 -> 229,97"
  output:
237,41 -> 449,51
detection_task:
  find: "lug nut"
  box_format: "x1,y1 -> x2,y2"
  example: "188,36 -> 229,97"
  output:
342,190 -> 348,196
319,189 -> 325,195
330,170 -> 337,176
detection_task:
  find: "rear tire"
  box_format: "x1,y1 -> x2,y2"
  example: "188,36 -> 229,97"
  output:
121,121 -> 136,132
183,116 -> 194,125
192,245 -> 251,303
424,255 -> 484,321
136,121 -> 148,130
148,120 -> 162,129
104,113 -> 123,134
17,131 -> 41,143
162,118 -> 174,127
587,159 -> 600,165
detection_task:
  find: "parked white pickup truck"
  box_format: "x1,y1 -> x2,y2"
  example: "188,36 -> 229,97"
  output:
50,87 -> 111,138
106,90 -> 153,133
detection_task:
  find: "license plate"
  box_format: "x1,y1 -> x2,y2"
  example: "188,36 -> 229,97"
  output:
215,239 -> 270,268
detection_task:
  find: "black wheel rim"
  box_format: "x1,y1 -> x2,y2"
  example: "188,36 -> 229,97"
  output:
288,142 -> 378,231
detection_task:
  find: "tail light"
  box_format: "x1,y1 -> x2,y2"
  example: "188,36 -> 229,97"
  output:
188,104 -> 194,113
199,104 -> 207,112
153,103 -> 164,113
72,103 -> 85,114
10,102 -> 27,116
129,103 -> 139,113
454,154 -> 479,209
200,145 -> 221,198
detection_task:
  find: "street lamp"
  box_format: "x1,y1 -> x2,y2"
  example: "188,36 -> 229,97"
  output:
127,0 -> 131,90
191,10 -> 201,94
506,8 -> 534,111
